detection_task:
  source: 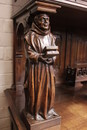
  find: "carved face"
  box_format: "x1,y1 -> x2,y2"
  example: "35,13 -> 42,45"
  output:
35,14 -> 50,30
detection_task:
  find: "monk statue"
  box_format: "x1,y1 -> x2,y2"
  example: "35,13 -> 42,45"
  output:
24,13 -> 59,120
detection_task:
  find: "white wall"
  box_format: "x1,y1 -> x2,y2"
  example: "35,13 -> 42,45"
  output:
0,1 -> 13,130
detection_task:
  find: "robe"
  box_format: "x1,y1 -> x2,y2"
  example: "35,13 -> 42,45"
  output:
24,23 -> 57,120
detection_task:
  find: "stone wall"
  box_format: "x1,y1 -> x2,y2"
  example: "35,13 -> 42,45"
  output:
0,1 -> 13,130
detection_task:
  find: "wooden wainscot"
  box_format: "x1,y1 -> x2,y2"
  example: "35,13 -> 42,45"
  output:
65,63 -> 87,90
4,89 -> 26,130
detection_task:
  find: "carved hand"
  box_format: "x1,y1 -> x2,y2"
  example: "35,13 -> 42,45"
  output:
39,55 -> 53,65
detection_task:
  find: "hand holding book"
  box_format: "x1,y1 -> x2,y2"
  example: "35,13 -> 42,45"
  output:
43,46 -> 59,58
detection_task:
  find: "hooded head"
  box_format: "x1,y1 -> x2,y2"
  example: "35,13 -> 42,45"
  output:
34,14 -> 50,31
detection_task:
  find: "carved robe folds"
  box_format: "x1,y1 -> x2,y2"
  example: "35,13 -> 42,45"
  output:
24,23 -> 58,120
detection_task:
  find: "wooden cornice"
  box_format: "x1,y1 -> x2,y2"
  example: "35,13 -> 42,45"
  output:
12,0 -> 87,19
12,0 -> 61,19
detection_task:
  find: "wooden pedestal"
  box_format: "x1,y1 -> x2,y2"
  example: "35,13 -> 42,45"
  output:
22,111 -> 61,130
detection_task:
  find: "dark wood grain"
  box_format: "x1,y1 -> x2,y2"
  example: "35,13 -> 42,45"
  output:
4,89 -> 26,130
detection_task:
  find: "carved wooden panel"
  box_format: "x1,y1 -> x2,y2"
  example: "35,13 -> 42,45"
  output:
63,33 -> 87,68
53,30 -> 87,84
14,23 -> 26,86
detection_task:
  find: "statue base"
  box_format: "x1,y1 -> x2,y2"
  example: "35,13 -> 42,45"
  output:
22,110 -> 61,130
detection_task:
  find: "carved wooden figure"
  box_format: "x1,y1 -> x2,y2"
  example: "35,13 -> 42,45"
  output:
24,13 -> 59,120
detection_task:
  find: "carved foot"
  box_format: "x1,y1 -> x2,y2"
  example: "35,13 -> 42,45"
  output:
47,109 -> 58,119
35,113 -> 44,121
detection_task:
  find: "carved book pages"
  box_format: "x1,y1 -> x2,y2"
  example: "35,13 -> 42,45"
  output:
43,46 -> 59,58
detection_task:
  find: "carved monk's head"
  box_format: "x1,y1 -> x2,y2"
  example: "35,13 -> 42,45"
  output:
34,14 -> 50,31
